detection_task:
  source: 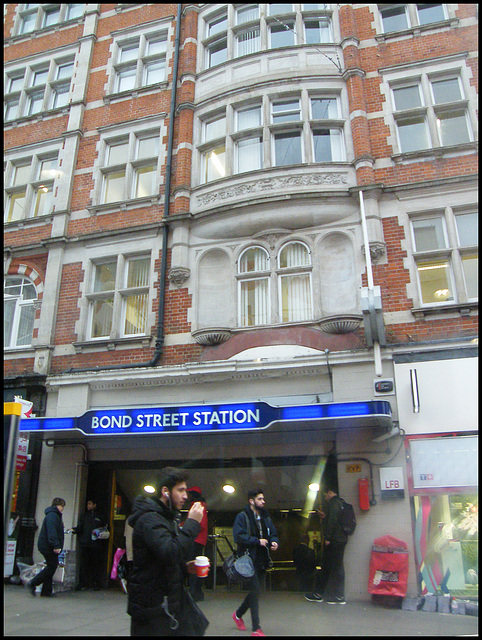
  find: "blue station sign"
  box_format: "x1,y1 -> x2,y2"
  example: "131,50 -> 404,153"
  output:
19,400 -> 392,437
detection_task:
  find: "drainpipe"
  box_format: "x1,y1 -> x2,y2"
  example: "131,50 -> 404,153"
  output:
359,190 -> 383,377
64,4 -> 182,374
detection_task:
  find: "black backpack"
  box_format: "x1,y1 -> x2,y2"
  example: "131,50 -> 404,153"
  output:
339,498 -> 357,535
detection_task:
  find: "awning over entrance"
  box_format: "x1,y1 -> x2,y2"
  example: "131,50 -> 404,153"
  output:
19,399 -> 392,437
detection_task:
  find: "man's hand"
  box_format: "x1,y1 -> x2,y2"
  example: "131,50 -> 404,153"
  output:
270,542 -> 279,551
54,548 -> 61,554
259,538 -> 269,547
187,501 -> 204,523
186,560 -> 197,575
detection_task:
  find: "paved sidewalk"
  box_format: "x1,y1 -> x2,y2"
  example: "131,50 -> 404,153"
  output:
3,584 -> 478,636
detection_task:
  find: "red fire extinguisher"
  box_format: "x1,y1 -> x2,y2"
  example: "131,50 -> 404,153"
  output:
358,477 -> 370,511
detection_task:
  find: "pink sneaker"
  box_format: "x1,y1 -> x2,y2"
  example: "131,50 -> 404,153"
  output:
252,630 -> 266,636
232,612 -> 247,631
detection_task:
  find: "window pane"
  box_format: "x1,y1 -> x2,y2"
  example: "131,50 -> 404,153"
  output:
237,5 -> 259,24
28,91 -> 44,115
281,274 -> 312,322
107,141 -> 129,166
437,111 -> 470,146
398,118 -> 429,152
269,4 -> 293,15
4,299 -> 16,348
279,242 -> 310,268
52,84 -> 69,108
117,67 -> 136,92
39,158 -> 58,180
103,170 -> 126,203
6,96 -> 20,120
208,14 -> 227,36
135,165 -> 156,198
124,293 -> 148,335
57,63 -> 74,80
43,7 -> 60,27
272,100 -> 300,123
381,6 -> 409,32
237,27 -> 260,56
270,23 -> 295,48
417,260 -> 453,304
119,42 -> 139,62
240,279 -> 269,326
461,255 -> 478,299
393,85 -> 422,110
205,116 -> 226,141
237,106 -> 261,130
94,262 -> 117,292
33,69 -> 48,86
12,164 -> 31,186
313,129 -> 343,161
412,217 -> 446,251
455,213 -> 478,246
239,248 -> 269,273
208,39 -> 227,67
147,37 -> 167,56
204,146 -> 226,181
67,4 -> 84,20
33,186 -> 53,217
127,258 -> 150,287
305,19 -> 332,43
274,132 -> 302,165
311,98 -> 338,119
145,61 -> 165,85
91,298 -> 113,338
8,75 -> 25,92
7,191 -> 27,222
417,3 -> 445,25
137,136 -> 159,158
20,12 -> 37,34
237,137 -> 262,173
432,78 -> 462,104
16,305 -> 35,346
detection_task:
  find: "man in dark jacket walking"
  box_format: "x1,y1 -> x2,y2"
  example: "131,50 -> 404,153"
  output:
305,485 -> 348,605
232,489 -> 279,637
127,467 -> 205,636
28,497 -> 65,597
72,499 -> 108,590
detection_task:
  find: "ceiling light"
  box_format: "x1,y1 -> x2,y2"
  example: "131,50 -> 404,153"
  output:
143,484 -> 156,494
223,484 -> 235,494
308,483 -> 320,492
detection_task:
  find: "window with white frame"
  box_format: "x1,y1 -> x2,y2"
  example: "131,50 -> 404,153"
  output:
410,208 -> 478,306
237,241 -> 313,327
391,73 -> 472,154
202,4 -> 333,69
100,131 -> 160,204
4,276 -> 37,348
5,56 -> 75,121
199,90 -> 346,183
87,255 -> 151,340
4,153 -> 59,223
112,32 -> 168,94
380,4 -> 447,33
15,4 -> 84,36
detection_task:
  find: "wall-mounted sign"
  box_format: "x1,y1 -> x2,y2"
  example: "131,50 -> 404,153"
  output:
346,463 -> 362,473
380,466 -> 405,499
19,400 -> 392,437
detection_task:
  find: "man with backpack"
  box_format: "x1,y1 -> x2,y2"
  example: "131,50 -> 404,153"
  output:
305,485 -> 352,605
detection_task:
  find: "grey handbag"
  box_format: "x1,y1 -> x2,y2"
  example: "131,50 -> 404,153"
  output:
223,551 -> 255,582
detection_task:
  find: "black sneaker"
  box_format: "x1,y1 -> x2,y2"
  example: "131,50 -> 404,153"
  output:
305,592 -> 323,602
325,597 -> 346,605
28,582 -> 36,597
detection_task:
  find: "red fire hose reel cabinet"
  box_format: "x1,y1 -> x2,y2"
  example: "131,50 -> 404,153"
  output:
368,535 -> 409,597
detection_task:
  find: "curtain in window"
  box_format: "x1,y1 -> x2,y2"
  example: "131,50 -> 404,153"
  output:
125,293 -> 148,334
281,273 -> 311,322
237,28 -> 260,56
17,304 -> 35,346
241,278 -> 269,326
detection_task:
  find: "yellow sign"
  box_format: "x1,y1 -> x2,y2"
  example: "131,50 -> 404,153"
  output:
346,463 -> 362,473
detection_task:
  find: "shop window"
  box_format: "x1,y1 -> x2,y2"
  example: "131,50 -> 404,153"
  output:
4,276 -> 38,349
87,255 -> 151,340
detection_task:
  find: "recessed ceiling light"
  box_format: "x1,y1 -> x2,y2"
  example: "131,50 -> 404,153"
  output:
308,483 -> 320,492
144,485 -> 156,494
223,484 -> 235,494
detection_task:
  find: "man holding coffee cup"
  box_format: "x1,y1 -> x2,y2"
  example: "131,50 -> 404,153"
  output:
127,467 -> 205,636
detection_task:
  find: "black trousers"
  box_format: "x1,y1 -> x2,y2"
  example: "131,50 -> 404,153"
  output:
236,570 -> 265,632
189,541 -> 205,600
130,615 -> 175,636
315,541 -> 346,600
30,551 -> 58,595
79,546 -> 104,589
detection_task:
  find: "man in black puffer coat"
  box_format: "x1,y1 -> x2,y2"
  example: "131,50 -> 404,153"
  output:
28,497 -> 65,597
127,467 -> 204,636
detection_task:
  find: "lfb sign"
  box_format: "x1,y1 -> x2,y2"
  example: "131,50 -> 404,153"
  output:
380,467 -> 404,491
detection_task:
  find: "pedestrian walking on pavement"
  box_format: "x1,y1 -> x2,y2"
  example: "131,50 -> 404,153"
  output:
305,485 -> 348,605
187,486 -> 209,602
28,497 -> 65,598
232,489 -> 279,636
126,467 -> 206,636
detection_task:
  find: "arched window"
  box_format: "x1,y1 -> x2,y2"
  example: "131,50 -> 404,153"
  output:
238,246 -> 270,326
4,275 -> 37,348
278,242 -> 312,322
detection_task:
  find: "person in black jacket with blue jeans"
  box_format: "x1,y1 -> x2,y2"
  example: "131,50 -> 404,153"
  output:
232,489 -> 279,637
28,497 -> 65,597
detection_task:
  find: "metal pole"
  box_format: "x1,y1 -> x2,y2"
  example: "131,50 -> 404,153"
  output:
4,402 -> 21,557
